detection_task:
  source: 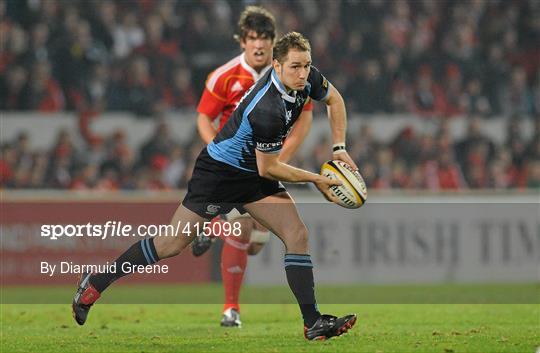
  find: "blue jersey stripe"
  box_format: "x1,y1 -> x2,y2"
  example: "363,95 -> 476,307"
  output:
285,254 -> 312,261
140,240 -> 152,265
144,238 -> 157,263
243,80 -> 272,120
207,80 -> 272,171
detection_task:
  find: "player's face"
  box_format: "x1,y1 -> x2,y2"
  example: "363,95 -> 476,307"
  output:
274,49 -> 311,91
241,30 -> 273,72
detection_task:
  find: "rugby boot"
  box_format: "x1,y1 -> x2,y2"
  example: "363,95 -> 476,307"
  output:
304,314 -> 357,340
220,308 -> 242,327
72,272 -> 100,325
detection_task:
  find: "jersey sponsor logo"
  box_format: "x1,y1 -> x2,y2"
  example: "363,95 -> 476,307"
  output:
231,81 -> 244,92
206,204 -> 221,215
256,141 -> 283,152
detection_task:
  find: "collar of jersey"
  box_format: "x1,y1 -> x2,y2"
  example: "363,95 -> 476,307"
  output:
271,70 -> 296,103
240,53 -> 271,81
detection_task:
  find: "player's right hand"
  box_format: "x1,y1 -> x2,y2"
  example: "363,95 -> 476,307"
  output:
314,175 -> 342,203
332,150 -> 358,171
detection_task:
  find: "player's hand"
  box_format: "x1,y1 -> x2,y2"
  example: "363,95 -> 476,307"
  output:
314,175 -> 342,203
332,151 -> 358,171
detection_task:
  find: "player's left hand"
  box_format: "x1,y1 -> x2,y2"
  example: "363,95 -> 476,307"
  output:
332,151 -> 358,171
314,175 -> 342,204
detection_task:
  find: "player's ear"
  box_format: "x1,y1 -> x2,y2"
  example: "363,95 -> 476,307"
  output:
272,59 -> 280,71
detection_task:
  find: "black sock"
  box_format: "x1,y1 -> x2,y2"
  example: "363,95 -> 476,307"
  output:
284,253 -> 321,327
90,238 -> 159,293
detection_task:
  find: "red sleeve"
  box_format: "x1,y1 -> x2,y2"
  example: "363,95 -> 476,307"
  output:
303,97 -> 313,111
196,71 -> 228,120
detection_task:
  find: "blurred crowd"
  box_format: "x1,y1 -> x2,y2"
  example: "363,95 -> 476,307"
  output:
1,0 -> 539,116
1,117 -> 539,190
1,0 -> 540,191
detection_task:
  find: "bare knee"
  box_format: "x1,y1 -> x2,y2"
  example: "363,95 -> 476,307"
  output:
283,225 -> 309,254
247,242 -> 264,255
157,204 -> 204,259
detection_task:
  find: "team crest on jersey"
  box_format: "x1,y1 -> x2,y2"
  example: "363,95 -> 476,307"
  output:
231,81 -> 243,92
285,110 -> 292,124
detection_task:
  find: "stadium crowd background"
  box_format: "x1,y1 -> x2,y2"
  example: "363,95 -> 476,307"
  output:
1,0 -> 539,190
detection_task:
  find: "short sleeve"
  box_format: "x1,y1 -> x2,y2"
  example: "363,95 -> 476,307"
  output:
197,88 -> 226,120
196,71 -> 228,120
308,66 -> 331,102
250,110 -> 285,154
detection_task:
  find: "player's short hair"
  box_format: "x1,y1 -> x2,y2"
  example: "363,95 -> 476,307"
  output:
234,6 -> 276,42
273,32 -> 311,63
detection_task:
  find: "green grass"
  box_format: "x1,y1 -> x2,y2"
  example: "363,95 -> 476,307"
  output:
2,283 -> 539,304
1,285 -> 539,353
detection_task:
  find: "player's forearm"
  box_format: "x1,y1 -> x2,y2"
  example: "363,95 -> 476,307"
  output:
197,114 -> 217,144
262,160 -> 320,184
279,136 -> 301,164
279,112 -> 312,163
326,88 -> 347,145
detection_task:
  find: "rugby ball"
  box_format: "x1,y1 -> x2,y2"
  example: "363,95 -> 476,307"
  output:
320,160 -> 368,209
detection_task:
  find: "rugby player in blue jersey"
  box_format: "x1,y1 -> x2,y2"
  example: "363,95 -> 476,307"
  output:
73,32 -> 357,340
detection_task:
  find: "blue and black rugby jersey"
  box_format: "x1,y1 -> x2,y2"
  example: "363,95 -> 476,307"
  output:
207,66 -> 330,172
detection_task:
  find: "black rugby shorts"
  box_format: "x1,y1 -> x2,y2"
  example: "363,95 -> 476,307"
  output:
182,147 -> 286,219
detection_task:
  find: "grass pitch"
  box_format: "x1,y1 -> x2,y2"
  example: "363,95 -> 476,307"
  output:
1,285 -> 539,353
